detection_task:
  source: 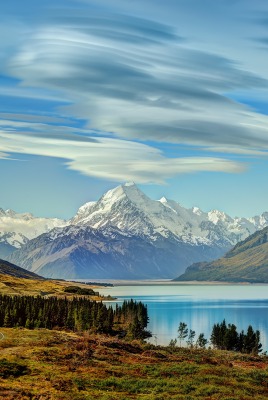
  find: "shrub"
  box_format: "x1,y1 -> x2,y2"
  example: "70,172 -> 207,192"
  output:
64,286 -> 96,296
0,358 -> 29,378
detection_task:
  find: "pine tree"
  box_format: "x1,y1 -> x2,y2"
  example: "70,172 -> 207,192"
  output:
253,330 -> 262,355
3,310 -> 12,328
224,324 -> 238,351
196,333 -> 208,349
244,325 -> 256,354
210,323 -> 221,349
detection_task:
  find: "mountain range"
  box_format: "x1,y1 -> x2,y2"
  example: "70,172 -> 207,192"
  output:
0,207 -> 65,257
175,226 -> 268,283
3,182 -> 268,279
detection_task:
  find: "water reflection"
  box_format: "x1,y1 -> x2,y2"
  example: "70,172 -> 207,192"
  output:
99,284 -> 268,350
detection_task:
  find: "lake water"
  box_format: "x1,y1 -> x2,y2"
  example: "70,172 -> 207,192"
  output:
97,283 -> 268,351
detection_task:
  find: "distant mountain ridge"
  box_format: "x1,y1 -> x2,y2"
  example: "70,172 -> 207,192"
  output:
3,182 -> 268,279
175,226 -> 268,283
8,224 -> 225,279
0,207 -> 66,256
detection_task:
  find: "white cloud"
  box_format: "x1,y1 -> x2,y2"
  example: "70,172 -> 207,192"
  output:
1,6 -> 268,184
7,19 -> 268,152
202,146 -> 268,157
0,130 -> 244,183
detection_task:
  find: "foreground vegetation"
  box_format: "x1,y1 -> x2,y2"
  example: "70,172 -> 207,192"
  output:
0,328 -> 268,400
0,275 -> 266,399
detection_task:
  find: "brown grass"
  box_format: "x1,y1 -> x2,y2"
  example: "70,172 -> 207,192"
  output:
0,328 -> 268,400
0,273 -> 104,300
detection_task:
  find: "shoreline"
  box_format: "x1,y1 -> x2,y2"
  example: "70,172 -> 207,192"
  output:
73,278 -> 268,286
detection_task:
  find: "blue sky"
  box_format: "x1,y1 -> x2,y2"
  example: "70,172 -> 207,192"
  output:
1,0 -> 268,218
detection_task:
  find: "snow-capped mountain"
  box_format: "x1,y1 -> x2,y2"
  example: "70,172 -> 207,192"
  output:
0,208 -> 66,257
7,182 -> 268,279
70,182 -> 260,247
7,223 -> 224,279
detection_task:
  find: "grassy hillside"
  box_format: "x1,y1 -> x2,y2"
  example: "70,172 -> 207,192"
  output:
0,259 -> 106,299
0,328 -> 268,399
176,227 -> 268,282
0,273 -> 106,299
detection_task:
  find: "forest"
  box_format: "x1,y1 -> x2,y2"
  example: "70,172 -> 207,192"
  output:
0,295 -> 151,340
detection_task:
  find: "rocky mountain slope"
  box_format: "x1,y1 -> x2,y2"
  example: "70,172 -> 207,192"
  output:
8,225 -> 223,279
175,226 -> 268,282
7,183 -> 268,279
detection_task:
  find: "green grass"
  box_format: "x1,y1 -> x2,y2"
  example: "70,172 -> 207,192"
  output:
0,328 -> 268,399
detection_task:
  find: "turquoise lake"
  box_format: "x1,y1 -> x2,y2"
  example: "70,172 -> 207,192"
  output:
97,283 -> 268,351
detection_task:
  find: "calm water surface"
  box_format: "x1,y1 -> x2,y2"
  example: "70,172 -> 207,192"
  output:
97,284 -> 268,350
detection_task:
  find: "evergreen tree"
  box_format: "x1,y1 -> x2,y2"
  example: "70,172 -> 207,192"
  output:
253,330 -> 262,355
243,325 -> 262,354
3,311 -> 12,328
196,333 -> 208,349
0,294 -> 151,339
224,324 -> 239,351
243,325 -> 256,353
210,323 -> 221,349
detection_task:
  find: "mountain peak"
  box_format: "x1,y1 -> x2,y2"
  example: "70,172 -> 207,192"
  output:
208,209 -> 231,224
5,209 -> 17,217
100,182 -> 147,206
192,207 -> 203,216
123,181 -> 136,187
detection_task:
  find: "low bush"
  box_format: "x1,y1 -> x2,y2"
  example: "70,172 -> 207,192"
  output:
64,286 -> 96,296
0,358 -> 29,378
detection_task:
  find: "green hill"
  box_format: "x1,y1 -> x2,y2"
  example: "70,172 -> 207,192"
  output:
175,226 -> 268,283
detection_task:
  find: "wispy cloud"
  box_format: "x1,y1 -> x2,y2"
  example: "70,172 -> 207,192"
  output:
0,113 -> 74,125
201,146 -> 268,157
0,5 -> 267,185
0,129 -> 244,183
7,12 -> 268,155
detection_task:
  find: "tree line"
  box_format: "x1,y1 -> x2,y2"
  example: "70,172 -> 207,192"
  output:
172,320 -> 262,354
0,295 -> 151,339
210,319 -> 262,354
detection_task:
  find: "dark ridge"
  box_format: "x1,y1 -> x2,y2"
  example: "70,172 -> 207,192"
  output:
0,259 -> 43,280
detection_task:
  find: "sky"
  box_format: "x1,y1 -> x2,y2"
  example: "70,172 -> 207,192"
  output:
1,0 -> 268,218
